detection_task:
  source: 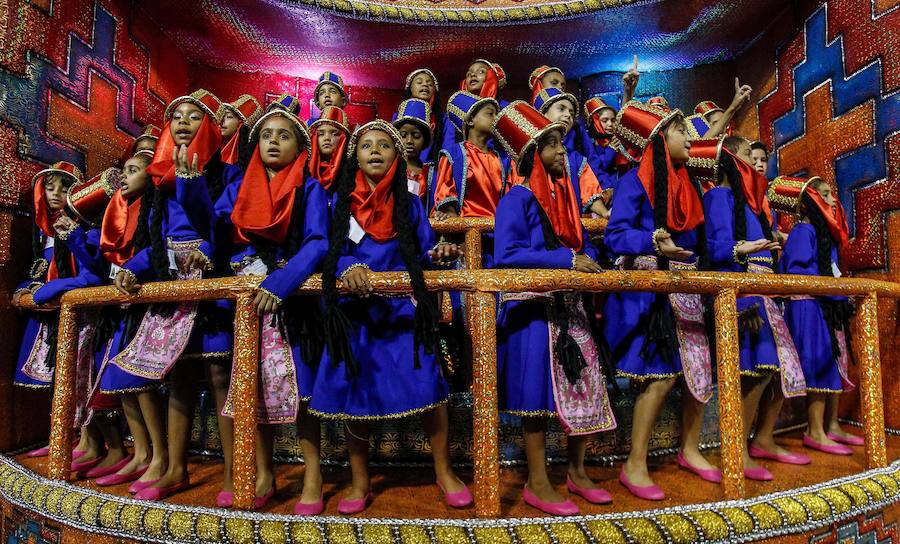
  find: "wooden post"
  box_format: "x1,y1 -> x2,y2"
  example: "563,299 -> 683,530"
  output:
230,292 -> 260,510
856,292 -> 887,469
714,289 -> 744,499
470,290 -> 499,517
47,304 -> 78,480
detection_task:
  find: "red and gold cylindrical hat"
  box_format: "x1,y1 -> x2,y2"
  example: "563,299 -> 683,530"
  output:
647,96 -> 671,113
685,136 -> 724,185
611,100 -> 683,157
219,94 -> 262,128
694,100 -> 723,118
492,101 -> 565,167
32,161 -> 83,188
767,175 -> 819,216
584,97 -> 615,119
66,167 -> 120,226
528,65 -> 563,91
491,62 -> 507,89
164,89 -> 223,122
310,106 -> 351,135
138,124 -> 161,141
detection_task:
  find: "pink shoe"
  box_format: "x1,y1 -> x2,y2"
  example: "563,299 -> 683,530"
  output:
744,466 -> 774,481
293,496 -> 324,516
81,455 -> 134,479
72,449 -> 87,460
129,478 -> 160,494
71,456 -> 104,473
566,475 -> 612,505
26,446 -> 50,458
135,477 -> 191,501
522,487 -> 579,516
436,480 -> 474,508
337,492 -> 373,515
216,491 -> 234,508
95,466 -> 148,487
827,432 -> 865,446
618,469 -> 665,501
676,452 -> 722,483
803,434 -> 853,455
748,444 -> 811,465
253,486 -> 276,510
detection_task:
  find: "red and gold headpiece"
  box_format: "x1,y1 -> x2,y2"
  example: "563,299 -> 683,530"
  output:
611,100 -> 683,158
492,101 -> 566,168
66,167 -> 120,227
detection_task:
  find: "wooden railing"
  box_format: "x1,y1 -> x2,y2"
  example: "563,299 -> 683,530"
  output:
14,217 -> 898,517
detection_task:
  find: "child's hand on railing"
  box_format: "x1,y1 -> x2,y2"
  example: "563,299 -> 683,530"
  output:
253,289 -> 280,314
573,254 -> 602,273
429,242 -> 462,266
654,230 -> 694,261
432,209 -> 458,221
342,266 -> 373,298
186,250 -> 209,271
736,239 -> 780,256
114,269 -> 140,295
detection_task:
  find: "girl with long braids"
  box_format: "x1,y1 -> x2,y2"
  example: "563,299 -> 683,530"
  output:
311,120 -> 471,514
214,99 -> 330,513
493,102 -> 616,516
111,90 -> 232,502
603,102 -> 714,500
308,105 -> 351,193
773,176 -> 864,455
694,136 -> 810,480
91,152 -> 170,491
13,162 -> 86,458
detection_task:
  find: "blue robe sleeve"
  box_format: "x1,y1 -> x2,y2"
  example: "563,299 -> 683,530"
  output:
123,247 -> 154,281
604,172 -> 654,256
32,240 -> 104,304
703,189 -> 740,267
64,227 -> 106,276
412,196 -> 438,268
258,182 -> 331,300
438,112 -> 461,153
780,224 -> 817,275
494,191 -> 575,269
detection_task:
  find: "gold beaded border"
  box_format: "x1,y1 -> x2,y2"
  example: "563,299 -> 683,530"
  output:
283,0 -> 642,25
2,454 -> 900,543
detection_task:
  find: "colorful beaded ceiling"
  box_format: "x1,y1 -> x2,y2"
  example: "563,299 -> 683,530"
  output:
137,0 -> 785,86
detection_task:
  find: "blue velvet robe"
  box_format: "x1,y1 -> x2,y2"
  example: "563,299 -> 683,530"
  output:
309,195 -> 450,419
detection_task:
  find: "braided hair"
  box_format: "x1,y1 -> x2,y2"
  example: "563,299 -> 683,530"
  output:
717,151 -> 778,266
321,150 -> 442,378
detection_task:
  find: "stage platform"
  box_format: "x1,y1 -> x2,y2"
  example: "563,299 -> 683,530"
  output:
2,430 -> 900,543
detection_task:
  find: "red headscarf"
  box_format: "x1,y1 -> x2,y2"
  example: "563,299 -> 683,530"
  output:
724,147 -> 772,220
636,138 -> 704,232
807,188 -> 850,251
100,190 -> 143,266
527,149 -> 584,251
350,158 -> 400,242
459,63 -> 500,100
32,176 -> 75,280
230,146 -> 309,245
220,130 -> 241,165
147,114 -> 222,192
309,131 -> 347,191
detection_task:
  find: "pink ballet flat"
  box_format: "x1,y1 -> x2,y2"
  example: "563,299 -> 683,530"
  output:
676,452 -> 722,483
744,466 -> 774,481
436,480 -> 474,508
253,486 -> 276,510
129,478 -> 160,495
748,444 -> 811,465
827,432 -> 865,446
337,492 -> 373,515
293,496 -> 325,516
25,446 -> 50,458
803,434 -> 853,455
81,455 -> 134,479
95,466 -> 147,487
71,455 -> 104,473
618,469 -> 665,501
566,475 -> 612,505
134,477 -> 190,501
216,491 -> 234,508
522,487 -> 579,516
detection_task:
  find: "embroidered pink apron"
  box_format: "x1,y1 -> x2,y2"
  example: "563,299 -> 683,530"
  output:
111,240 -> 202,380
501,292 -> 617,436
222,258 -> 300,424
632,256 -> 714,404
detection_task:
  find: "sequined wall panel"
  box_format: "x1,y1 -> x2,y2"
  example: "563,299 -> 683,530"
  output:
753,0 -> 899,272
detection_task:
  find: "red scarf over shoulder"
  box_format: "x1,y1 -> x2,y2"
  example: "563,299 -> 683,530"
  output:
350,159 -> 400,242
